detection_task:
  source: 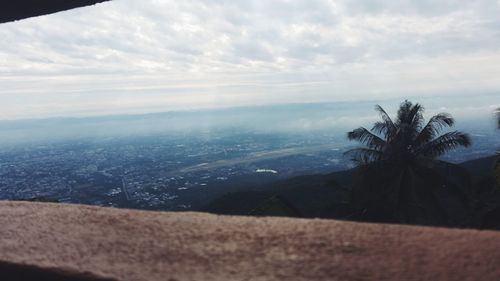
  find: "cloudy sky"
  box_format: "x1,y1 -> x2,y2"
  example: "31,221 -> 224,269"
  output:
0,0 -> 499,120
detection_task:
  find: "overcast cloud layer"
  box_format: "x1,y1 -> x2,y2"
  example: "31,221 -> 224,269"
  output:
0,0 -> 499,119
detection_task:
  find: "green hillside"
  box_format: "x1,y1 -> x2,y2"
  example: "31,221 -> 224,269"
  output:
204,155 -> 499,229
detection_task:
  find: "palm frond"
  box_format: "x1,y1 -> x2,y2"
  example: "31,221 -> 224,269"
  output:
396,100 -> 413,125
347,127 -> 387,150
344,148 -> 383,165
418,131 -> 471,158
408,103 -> 424,127
372,121 -> 393,137
373,105 -> 396,137
395,101 -> 425,141
414,113 -> 455,147
396,100 -> 421,123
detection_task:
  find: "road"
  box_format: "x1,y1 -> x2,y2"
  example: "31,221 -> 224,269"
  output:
121,178 -> 131,201
174,144 -> 341,174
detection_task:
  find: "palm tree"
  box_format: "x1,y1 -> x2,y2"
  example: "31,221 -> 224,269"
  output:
495,108 -> 499,188
497,108 -> 500,128
346,100 -> 471,223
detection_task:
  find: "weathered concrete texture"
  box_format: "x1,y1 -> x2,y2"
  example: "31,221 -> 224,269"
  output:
0,201 -> 500,281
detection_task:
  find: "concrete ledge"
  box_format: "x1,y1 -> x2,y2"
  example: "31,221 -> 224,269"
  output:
0,201 -> 499,281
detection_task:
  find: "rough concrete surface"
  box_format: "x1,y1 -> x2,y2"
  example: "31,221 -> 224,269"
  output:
0,201 -> 499,281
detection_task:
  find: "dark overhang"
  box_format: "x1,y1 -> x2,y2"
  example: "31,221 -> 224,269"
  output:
1,0 -> 111,23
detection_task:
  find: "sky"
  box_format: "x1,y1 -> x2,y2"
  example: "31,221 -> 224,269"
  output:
0,0 -> 499,120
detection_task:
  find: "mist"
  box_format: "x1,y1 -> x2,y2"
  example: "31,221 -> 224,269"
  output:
0,94 -> 497,147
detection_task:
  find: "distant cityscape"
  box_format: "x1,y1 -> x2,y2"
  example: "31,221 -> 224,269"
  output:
0,99 -> 498,212
0,125 -> 497,211
0,131 -> 348,209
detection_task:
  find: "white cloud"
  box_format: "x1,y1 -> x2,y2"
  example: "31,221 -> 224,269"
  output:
0,0 -> 499,119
